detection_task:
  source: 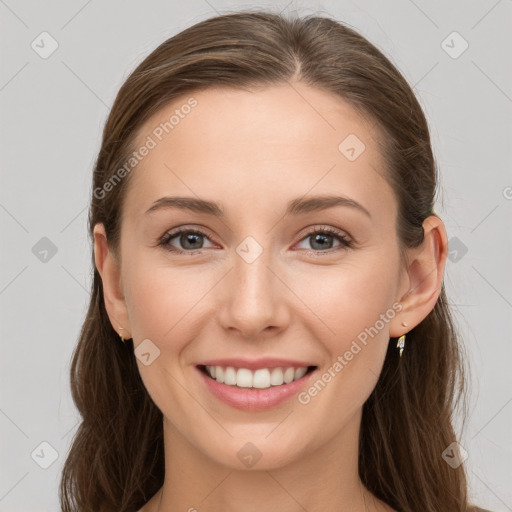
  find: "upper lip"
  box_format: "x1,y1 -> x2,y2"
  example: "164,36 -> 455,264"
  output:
196,358 -> 316,371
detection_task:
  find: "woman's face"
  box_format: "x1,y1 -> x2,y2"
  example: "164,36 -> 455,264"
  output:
107,83 -> 411,469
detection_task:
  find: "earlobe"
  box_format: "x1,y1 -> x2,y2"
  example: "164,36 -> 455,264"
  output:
390,215 -> 448,337
93,223 -> 132,339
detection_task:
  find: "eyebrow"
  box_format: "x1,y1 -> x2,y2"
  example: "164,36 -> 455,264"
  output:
144,194 -> 371,218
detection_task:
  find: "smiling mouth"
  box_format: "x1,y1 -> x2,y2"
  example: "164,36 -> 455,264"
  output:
197,364 -> 317,389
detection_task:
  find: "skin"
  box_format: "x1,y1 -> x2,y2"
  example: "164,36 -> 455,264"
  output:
93,83 -> 448,512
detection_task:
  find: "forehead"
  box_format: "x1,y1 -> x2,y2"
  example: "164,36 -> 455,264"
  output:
125,83 -> 394,222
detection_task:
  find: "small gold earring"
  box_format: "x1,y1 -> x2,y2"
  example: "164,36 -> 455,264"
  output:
118,326 -> 125,343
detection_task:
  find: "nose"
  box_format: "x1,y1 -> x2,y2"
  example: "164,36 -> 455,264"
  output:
217,246 -> 291,340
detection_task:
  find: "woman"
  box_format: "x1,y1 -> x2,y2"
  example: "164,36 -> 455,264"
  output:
60,11 -> 489,512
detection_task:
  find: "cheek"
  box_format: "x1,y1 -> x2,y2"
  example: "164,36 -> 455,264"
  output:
292,266 -> 396,423
289,257 -> 399,344
123,257 -> 218,344
122,262 -> 210,407
288,256 -> 399,406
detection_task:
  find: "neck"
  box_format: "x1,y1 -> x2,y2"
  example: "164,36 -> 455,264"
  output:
144,409 -> 389,512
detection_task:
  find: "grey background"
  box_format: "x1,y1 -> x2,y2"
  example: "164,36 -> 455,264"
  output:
1,1 -> 511,510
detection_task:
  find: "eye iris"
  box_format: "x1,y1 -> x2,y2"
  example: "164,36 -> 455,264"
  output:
181,232 -> 203,250
311,233 -> 333,250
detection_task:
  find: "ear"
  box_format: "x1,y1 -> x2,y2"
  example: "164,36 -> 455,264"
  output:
93,223 -> 132,339
389,215 -> 448,337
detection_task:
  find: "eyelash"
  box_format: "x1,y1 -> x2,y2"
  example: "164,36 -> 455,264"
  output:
157,226 -> 354,256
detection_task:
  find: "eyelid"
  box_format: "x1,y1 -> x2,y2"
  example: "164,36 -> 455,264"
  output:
295,224 -> 352,242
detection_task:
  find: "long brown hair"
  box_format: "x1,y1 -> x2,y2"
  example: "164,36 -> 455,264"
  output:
60,11 -> 475,512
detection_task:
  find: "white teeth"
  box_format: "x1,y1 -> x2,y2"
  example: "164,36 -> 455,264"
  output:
252,369 -> 271,389
236,368 -> 253,388
294,366 -> 308,380
270,367 -> 284,386
223,366 -> 237,385
204,365 -> 311,388
283,367 -> 295,384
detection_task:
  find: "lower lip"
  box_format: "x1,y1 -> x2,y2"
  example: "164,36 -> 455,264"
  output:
196,366 -> 317,411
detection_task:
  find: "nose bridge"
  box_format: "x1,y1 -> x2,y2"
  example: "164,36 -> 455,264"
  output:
235,244 -> 273,298
235,237 -> 277,309
219,235 -> 287,336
